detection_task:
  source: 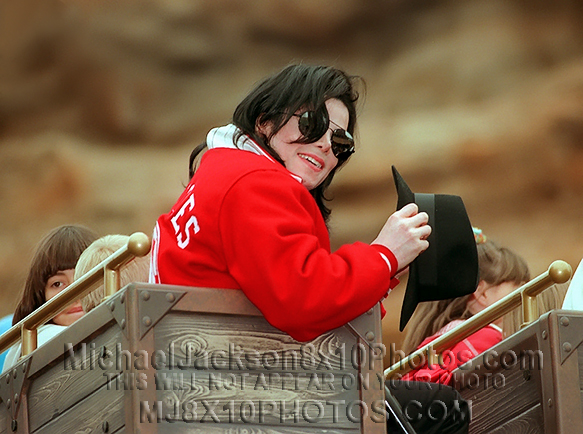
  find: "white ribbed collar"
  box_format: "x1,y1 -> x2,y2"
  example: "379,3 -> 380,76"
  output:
206,124 -> 303,184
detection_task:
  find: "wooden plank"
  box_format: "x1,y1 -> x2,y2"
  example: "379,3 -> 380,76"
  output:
578,342 -> 583,393
148,369 -> 362,428
156,423 -> 360,433
488,404 -> 544,434
0,402 -> 7,434
452,326 -> 544,433
150,304 -> 383,432
351,305 -> 385,434
459,365 -> 541,433
33,380 -> 124,434
154,313 -> 358,372
26,303 -> 118,379
125,294 -> 162,434
28,325 -> 122,432
549,348 -> 581,434
170,286 -> 262,317
546,312 -> 583,433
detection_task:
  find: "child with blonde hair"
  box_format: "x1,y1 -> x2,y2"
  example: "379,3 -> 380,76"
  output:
74,234 -> 150,313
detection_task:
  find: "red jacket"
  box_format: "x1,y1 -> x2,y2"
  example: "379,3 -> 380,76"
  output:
151,148 -> 398,341
402,320 -> 503,385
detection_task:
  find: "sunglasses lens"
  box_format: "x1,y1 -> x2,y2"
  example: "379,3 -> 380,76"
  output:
297,111 -> 328,142
297,111 -> 312,136
331,129 -> 355,159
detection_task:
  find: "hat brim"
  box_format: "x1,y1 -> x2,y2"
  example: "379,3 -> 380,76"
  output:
392,166 -> 428,331
399,263 -> 420,331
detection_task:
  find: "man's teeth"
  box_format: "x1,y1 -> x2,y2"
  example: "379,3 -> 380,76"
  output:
299,154 -> 322,169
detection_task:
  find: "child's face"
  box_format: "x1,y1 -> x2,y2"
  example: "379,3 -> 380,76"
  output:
485,281 -> 522,306
468,280 -> 523,316
45,269 -> 84,326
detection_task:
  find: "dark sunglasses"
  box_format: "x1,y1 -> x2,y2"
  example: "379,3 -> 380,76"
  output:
295,111 -> 355,160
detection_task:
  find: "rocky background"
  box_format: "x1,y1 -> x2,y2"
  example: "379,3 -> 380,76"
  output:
1,0 -> 583,363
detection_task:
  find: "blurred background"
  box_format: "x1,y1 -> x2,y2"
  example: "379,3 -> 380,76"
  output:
1,0 -> 583,365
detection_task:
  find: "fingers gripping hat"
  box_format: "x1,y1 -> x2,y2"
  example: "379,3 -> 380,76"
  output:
392,166 -> 479,331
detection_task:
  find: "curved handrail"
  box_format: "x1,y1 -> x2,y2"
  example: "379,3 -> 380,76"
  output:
0,232 -> 151,358
384,260 -> 572,379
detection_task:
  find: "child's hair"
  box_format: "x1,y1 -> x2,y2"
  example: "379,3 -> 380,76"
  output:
502,282 -> 568,337
74,235 -> 150,313
13,225 -> 98,325
401,236 -> 531,354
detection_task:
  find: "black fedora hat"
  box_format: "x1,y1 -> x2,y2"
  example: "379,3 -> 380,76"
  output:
392,166 -> 479,331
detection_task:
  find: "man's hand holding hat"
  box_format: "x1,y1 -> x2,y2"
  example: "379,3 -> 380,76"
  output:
372,202 -> 432,273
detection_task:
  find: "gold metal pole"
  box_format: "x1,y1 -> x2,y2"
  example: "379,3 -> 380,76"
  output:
21,327 -> 38,357
384,260 -> 571,379
104,267 -> 120,299
522,292 -> 538,327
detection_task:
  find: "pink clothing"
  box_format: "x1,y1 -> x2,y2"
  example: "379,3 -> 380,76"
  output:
151,147 -> 399,341
402,319 -> 503,385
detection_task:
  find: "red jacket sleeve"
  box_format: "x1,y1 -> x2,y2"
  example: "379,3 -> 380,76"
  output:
403,326 -> 503,385
219,170 -> 394,341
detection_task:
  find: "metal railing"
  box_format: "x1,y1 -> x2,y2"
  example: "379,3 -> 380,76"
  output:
384,260 -> 572,379
0,232 -> 151,358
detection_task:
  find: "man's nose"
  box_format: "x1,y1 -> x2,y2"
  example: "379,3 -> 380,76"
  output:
316,131 -> 332,153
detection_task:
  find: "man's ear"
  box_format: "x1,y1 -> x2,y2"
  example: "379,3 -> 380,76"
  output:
255,116 -> 272,138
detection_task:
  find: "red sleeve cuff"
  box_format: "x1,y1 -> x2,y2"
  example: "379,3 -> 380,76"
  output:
371,244 -> 399,277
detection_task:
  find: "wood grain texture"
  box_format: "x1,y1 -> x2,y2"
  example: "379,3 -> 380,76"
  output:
488,404 -> 544,434
151,369 -> 363,427
149,312 -> 382,432
0,401 -> 7,434
461,367 -> 540,434
578,345 -> 583,418
154,313 -> 359,372
33,380 -> 124,434
27,325 -> 122,432
155,422 -> 360,433
10,290 -> 384,434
